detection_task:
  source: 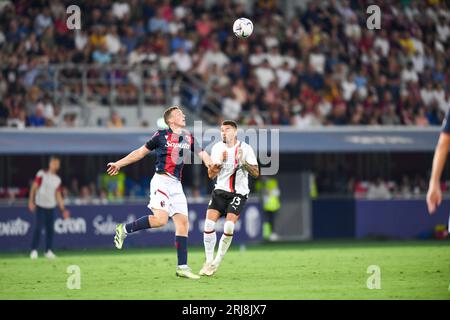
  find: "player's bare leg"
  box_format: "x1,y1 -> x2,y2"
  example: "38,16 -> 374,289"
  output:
204,213 -> 238,276
172,213 -> 199,279
114,208 -> 168,249
199,209 -> 221,275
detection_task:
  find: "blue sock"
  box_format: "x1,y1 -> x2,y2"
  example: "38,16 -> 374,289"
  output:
125,216 -> 151,233
175,236 -> 188,266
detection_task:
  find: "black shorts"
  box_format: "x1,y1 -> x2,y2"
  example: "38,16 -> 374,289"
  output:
207,189 -> 248,217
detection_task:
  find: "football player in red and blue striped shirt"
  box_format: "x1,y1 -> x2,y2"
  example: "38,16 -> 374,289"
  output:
107,106 -> 212,279
427,110 -> 450,238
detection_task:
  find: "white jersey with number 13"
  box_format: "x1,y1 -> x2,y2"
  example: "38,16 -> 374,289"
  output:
210,141 -> 258,196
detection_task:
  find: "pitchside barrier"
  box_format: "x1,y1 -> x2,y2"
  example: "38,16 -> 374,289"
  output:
0,199 -> 448,252
312,199 -> 450,239
0,202 -> 263,252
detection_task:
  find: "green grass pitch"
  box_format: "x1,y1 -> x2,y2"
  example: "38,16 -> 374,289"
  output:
0,241 -> 449,300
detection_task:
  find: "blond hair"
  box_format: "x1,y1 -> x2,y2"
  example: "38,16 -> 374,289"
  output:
163,106 -> 181,125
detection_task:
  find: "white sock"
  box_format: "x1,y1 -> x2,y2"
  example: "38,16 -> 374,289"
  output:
122,225 -> 127,234
213,220 -> 234,266
203,219 -> 216,263
213,234 -> 233,266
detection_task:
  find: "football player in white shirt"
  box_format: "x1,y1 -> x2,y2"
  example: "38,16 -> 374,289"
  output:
28,156 -> 70,259
199,120 -> 259,276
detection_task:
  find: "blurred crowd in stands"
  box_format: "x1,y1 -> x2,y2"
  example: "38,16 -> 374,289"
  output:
0,171 -> 208,204
317,174 -> 431,199
0,0 -> 449,128
0,170 -> 443,204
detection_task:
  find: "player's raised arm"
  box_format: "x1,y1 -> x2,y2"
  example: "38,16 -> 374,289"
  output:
241,161 -> 259,178
207,145 -> 227,179
198,150 -> 213,169
189,133 -> 213,169
108,130 -> 160,176
107,145 -> 150,176
208,164 -> 222,179
427,132 -> 450,214
238,146 -> 260,178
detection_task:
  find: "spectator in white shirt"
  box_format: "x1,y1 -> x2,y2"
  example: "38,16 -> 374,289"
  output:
411,51 -> 424,73
420,82 -> 435,107
283,49 -> 297,69
222,92 -> 241,121
171,46 -> 192,72
436,16 -> 450,42
344,15 -> 361,40
249,45 -> 267,66
255,59 -> 275,89
342,73 -> 357,101
401,61 -> 419,84
264,27 -> 280,49
432,84 -> 448,113
411,29 -> 424,55
34,7 -> 52,37
112,1 -> 130,20
201,41 -> 230,70
276,62 -> 292,89
293,109 -> 316,128
309,46 -> 326,74
266,46 -> 284,69
75,30 -> 88,51
105,25 -> 122,54
367,178 -> 392,199
374,30 -> 390,57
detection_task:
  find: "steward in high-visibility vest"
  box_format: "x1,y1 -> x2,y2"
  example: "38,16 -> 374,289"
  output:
255,177 -> 280,240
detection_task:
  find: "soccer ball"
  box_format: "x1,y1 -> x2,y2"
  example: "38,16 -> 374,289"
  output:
233,18 -> 253,38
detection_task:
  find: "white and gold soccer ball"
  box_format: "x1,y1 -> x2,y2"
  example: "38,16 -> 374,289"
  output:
233,17 -> 253,38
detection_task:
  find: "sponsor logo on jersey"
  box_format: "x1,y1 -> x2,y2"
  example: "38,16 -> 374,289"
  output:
221,163 -> 238,169
166,141 -> 190,149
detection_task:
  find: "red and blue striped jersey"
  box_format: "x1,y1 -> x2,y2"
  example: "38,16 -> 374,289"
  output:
442,111 -> 450,134
145,128 -> 201,180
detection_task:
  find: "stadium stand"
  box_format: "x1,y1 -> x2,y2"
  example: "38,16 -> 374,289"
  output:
0,0 -> 448,128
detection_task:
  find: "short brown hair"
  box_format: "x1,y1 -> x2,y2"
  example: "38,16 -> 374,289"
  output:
163,106 -> 181,125
222,120 -> 237,129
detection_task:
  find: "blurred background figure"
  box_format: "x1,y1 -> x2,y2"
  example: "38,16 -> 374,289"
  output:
256,176 -> 281,241
28,156 -> 70,259
366,177 -> 392,200
107,110 -> 124,128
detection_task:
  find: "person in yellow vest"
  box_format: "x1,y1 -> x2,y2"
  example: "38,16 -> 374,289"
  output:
255,176 -> 280,241
100,171 -> 126,202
